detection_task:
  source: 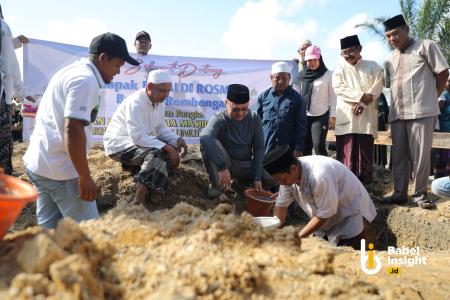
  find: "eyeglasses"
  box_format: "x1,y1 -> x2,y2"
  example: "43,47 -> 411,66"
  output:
340,47 -> 359,57
230,107 -> 250,113
136,39 -> 151,44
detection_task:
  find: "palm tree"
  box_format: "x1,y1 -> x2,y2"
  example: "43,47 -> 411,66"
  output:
356,0 -> 450,62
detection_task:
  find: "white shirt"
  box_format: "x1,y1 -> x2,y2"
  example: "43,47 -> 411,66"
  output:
306,70 -> 336,117
275,155 -> 377,244
332,58 -> 383,137
23,58 -> 105,180
1,19 -> 28,104
103,88 -> 179,155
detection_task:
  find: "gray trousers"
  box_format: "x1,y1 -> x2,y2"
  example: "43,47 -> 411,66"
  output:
390,117 -> 435,197
201,140 -> 277,190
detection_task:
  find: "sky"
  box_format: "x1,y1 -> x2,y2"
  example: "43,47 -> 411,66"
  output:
3,0 -> 401,70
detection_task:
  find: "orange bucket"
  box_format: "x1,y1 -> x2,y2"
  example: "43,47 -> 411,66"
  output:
244,188 -> 276,217
0,169 -> 38,239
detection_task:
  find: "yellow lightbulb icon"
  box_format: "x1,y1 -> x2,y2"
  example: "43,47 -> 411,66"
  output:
368,243 -> 375,269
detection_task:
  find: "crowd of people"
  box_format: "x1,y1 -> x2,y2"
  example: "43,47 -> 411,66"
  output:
1,10 -> 449,249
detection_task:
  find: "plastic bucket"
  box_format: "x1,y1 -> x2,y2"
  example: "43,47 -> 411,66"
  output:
0,169 -> 38,239
244,188 -> 276,217
253,216 -> 280,229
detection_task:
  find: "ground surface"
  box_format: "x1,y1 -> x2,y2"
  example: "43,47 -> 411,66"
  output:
1,142 -> 449,299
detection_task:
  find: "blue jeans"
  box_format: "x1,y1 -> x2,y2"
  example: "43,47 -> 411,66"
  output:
26,169 -> 99,229
431,176 -> 450,199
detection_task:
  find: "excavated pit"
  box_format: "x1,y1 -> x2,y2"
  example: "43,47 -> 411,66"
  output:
1,143 -> 448,299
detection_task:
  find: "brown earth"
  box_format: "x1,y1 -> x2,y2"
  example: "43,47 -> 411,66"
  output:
0,142 -> 449,299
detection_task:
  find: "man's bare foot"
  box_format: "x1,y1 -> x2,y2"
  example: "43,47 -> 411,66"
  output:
133,182 -> 149,205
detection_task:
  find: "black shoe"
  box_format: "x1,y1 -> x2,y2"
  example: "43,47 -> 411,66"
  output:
380,194 -> 408,205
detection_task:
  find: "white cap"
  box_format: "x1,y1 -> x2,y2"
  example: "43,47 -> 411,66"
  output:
147,69 -> 172,84
271,62 -> 291,75
298,39 -> 312,47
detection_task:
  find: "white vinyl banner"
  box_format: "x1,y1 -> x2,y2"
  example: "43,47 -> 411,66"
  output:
23,39 -> 296,144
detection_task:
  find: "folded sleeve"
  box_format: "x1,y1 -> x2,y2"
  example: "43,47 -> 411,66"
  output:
64,76 -> 98,124
275,185 -> 296,208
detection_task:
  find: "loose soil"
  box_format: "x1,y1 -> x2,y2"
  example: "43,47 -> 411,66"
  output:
1,142 -> 449,299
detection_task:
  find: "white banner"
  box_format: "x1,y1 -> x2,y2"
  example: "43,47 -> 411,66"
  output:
23,39 -> 296,143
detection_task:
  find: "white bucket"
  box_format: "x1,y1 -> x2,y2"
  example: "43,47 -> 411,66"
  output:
253,216 -> 280,229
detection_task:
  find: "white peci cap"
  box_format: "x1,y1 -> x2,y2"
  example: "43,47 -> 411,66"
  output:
147,69 -> 172,84
271,62 -> 291,75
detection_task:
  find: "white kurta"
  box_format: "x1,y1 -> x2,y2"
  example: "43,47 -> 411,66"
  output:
332,58 -> 383,137
275,155 -> 377,244
0,19 -> 28,104
103,89 -> 179,156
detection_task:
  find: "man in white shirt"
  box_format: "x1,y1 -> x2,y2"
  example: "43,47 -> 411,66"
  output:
23,33 -> 139,229
263,145 -> 377,249
332,35 -> 383,184
104,69 -> 187,206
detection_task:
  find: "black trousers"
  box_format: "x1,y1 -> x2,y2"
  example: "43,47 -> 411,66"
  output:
304,111 -> 329,156
0,93 -> 13,174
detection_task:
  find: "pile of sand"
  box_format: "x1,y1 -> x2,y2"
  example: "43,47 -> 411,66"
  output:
0,202 -> 401,299
2,143 -> 449,299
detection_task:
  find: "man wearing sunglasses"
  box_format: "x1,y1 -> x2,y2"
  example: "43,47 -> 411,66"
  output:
200,84 -> 277,198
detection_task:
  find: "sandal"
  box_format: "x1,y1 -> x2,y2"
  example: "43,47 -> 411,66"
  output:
414,199 -> 435,209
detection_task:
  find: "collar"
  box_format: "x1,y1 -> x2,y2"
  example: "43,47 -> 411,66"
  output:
83,58 -> 106,89
398,37 -> 415,53
270,86 -> 293,97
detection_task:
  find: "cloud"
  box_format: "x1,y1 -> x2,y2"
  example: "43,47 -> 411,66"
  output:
362,41 -> 388,64
325,13 -> 368,50
221,0 -> 317,59
38,18 -> 109,47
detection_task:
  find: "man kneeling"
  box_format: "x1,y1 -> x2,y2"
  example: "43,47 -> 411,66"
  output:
200,84 -> 277,198
263,146 -> 376,249
104,70 -> 187,205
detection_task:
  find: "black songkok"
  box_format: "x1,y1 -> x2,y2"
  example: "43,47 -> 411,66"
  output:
262,145 -> 296,175
340,35 -> 361,50
227,84 -> 250,104
383,14 -> 407,32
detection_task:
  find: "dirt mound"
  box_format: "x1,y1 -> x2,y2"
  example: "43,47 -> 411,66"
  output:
0,203 -> 407,299
3,143 -> 450,299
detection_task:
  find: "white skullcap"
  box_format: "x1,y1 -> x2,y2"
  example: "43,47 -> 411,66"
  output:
271,62 -> 291,75
147,69 -> 172,84
298,39 -> 312,47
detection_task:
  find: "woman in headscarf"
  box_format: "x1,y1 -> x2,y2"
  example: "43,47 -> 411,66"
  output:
298,45 -> 336,156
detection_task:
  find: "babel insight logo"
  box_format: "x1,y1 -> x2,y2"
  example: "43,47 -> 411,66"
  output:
360,239 -> 427,275
360,239 -> 382,275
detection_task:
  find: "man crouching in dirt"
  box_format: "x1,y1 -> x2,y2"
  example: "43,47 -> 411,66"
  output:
263,145 -> 376,250
103,70 -> 187,205
200,84 -> 277,199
